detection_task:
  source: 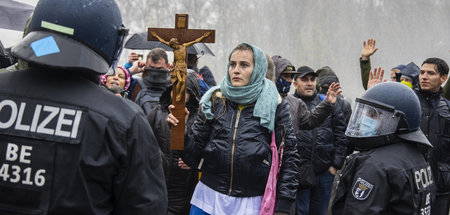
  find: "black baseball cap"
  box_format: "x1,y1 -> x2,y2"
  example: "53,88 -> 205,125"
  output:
294,66 -> 317,80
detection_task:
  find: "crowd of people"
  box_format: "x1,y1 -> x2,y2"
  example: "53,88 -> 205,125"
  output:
0,1 -> 449,215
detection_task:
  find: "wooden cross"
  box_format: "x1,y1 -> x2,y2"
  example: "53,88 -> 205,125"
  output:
148,14 -> 215,150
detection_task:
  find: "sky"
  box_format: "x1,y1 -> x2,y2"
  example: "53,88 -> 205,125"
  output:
13,0 -> 38,6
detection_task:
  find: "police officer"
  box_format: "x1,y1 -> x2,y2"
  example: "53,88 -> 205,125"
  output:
332,82 -> 435,215
0,0 -> 167,214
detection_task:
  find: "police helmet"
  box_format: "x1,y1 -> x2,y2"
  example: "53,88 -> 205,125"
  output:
346,82 -> 431,147
12,0 -> 128,74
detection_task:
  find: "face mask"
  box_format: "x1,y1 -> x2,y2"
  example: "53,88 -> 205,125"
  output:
401,80 -> 413,89
143,68 -> 169,86
359,115 -> 379,136
276,77 -> 291,96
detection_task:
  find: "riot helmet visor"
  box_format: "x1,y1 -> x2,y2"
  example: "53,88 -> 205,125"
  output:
345,98 -> 402,137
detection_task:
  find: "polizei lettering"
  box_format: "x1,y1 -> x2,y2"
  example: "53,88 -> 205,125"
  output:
0,99 -> 82,139
413,166 -> 433,191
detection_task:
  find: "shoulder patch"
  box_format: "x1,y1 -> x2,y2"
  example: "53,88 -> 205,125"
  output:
352,177 -> 374,200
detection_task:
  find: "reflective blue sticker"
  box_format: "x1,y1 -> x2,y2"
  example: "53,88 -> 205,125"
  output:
30,36 -> 60,57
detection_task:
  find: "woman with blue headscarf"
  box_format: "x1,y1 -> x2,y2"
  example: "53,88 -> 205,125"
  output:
170,43 -> 299,215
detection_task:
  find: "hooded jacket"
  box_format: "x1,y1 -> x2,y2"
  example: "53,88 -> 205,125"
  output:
272,55 -> 295,80
147,72 -> 201,215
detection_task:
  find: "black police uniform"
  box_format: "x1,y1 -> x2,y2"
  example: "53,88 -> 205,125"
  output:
0,69 -> 167,214
332,140 -> 434,215
332,82 -> 436,215
0,0 -> 168,213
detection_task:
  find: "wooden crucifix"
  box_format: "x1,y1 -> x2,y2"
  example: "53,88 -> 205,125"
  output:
148,14 -> 215,150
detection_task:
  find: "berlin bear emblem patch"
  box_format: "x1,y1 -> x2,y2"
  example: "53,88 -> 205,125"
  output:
352,177 -> 374,200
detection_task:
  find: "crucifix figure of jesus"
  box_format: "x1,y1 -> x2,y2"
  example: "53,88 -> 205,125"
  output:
150,31 -> 211,102
148,14 -> 215,150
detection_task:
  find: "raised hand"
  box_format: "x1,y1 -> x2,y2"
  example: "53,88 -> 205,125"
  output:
367,67 -> 386,89
324,82 -> 343,104
361,38 -> 379,61
128,60 -> 146,75
128,52 -> 138,64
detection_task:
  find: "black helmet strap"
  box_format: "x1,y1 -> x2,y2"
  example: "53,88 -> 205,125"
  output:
349,134 -> 398,151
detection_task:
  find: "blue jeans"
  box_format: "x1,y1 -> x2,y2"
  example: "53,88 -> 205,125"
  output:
295,170 -> 335,215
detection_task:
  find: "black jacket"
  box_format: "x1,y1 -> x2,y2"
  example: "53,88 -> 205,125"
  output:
284,94 -> 334,134
294,92 -> 348,173
148,104 -> 198,215
336,96 -> 352,124
183,91 -> 299,212
0,68 -> 167,215
416,88 -> 450,193
147,72 -> 201,215
332,140 -> 435,215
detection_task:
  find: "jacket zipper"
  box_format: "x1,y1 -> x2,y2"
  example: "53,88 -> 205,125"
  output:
228,109 -> 241,195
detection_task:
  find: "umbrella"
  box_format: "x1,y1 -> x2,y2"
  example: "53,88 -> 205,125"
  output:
0,40 -> 16,68
0,41 -> 7,56
124,32 -> 215,56
0,0 -> 34,31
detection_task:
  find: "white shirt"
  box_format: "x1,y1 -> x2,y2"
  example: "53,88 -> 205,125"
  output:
190,181 -> 262,215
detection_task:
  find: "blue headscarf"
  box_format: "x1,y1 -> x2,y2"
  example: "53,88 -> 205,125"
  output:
200,43 -> 279,131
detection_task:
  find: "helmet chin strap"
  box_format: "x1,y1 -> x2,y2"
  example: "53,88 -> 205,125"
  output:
348,134 -> 397,151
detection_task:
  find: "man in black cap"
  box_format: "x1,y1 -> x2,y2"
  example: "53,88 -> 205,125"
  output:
293,66 -> 348,215
271,56 -> 341,133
